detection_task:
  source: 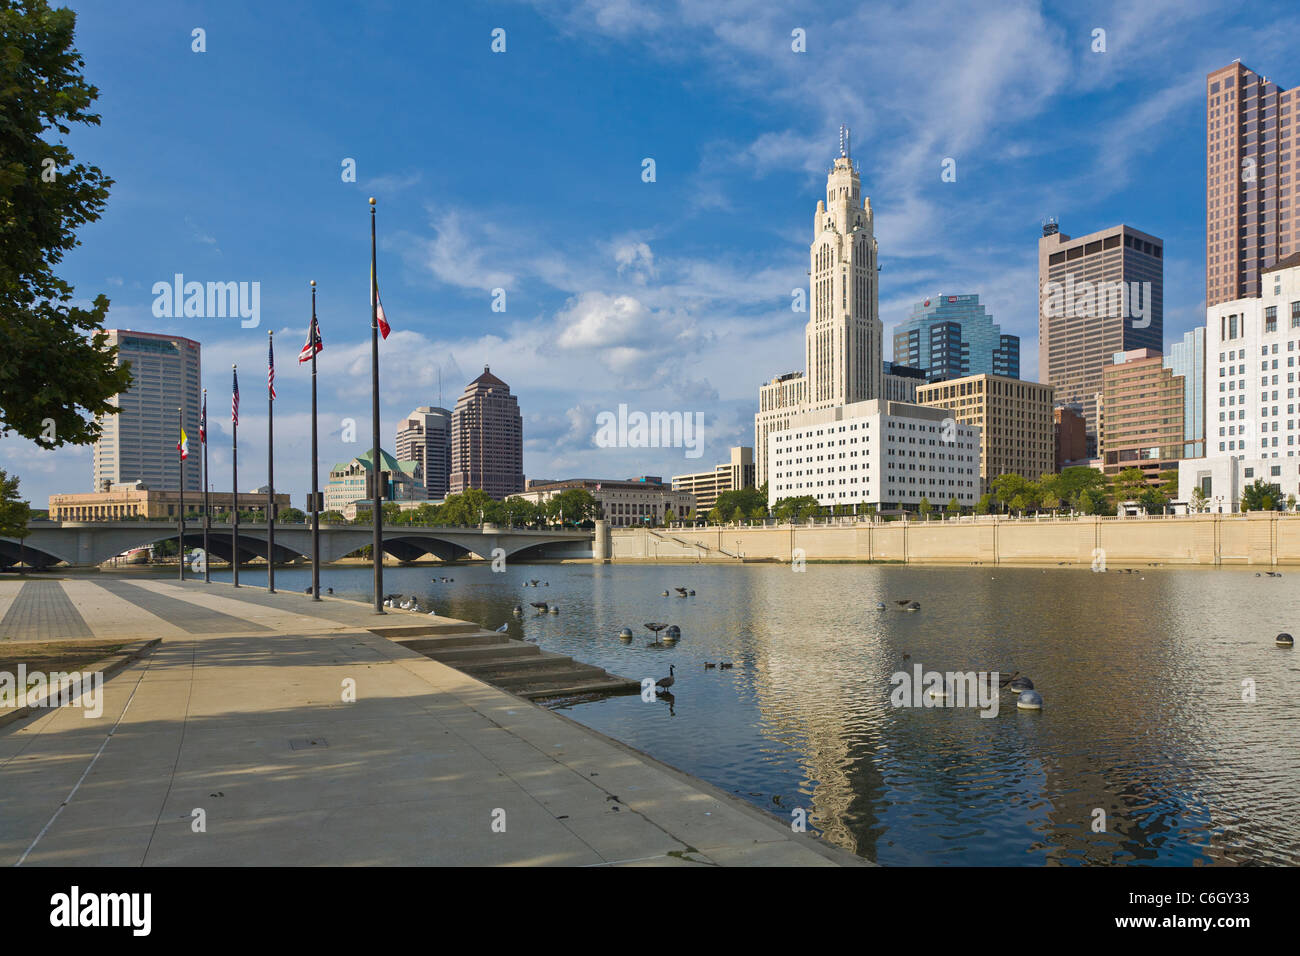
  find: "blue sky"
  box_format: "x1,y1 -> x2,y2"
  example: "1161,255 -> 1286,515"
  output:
6,0 -> 1300,506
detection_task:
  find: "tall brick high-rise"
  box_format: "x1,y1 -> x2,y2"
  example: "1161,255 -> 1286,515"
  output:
1037,221 -> 1164,457
449,366 -> 524,499
1206,61 -> 1300,307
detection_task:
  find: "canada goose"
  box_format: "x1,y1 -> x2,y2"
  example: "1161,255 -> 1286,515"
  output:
674,587 -> 688,596
719,661 -> 734,670
704,662 -> 716,669
529,579 -> 540,587
655,665 -> 676,692
530,602 -> 548,613
1007,675 -> 1034,693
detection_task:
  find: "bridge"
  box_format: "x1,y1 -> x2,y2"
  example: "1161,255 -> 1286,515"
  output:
0,521 -> 594,569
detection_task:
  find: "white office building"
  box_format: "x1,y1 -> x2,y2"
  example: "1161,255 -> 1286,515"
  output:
767,399 -> 981,510
1180,254 -> 1300,508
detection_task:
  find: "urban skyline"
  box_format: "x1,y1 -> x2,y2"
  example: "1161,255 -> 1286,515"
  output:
4,4 -> 1298,508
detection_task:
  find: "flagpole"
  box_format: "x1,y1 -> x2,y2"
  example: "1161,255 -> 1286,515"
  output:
202,388 -> 210,583
232,363 -> 240,588
178,406 -> 185,582
310,280 -> 321,601
370,196 -> 384,614
267,329 -> 276,594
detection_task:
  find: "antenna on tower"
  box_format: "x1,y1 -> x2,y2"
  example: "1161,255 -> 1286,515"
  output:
839,124 -> 850,160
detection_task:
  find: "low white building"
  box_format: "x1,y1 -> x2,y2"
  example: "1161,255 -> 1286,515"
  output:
1179,455 -> 1300,512
767,399 -> 981,510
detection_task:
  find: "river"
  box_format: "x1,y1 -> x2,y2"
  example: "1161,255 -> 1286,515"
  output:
202,560 -> 1300,865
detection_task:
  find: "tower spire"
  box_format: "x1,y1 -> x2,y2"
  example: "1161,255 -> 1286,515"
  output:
839,124 -> 850,160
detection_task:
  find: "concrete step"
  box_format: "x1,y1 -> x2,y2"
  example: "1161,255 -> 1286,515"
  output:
492,664 -> 611,690
518,678 -> 643,700
396,633 -> 503,652
368,621 -> 482,638
421,642 -> 540,664
457,651 -> 574,677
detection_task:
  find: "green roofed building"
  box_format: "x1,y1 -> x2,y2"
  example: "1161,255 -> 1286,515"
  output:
325,448 -> 424,519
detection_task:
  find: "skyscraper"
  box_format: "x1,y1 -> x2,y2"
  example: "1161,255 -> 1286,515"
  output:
1037,221 -> 1164,456
92,330 -> 202,493
1206,61 -> 1300,308
449,366 -> 524,499
1163,327 -> 1206,460
754,127 -> 882,485
396,406 -> 451,500
893,294 -> 1020,382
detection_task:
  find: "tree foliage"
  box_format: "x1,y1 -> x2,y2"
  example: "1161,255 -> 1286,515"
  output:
0,469 -> 32,538
0,0 -> 132,447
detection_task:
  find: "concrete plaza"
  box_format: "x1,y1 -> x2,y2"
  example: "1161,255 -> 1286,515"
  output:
0,576 -> 859,867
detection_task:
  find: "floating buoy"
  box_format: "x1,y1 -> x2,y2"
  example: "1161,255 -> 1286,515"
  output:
876,602 -> 886,610
688,590 -> 695,596
906,601 -> 920,612
662,590 -> 670,596
665,625 -> 681,639
1008,676 -> 1034,693
1277,632 -> 1294,648
513,605 -> 523,616
548,606 -> 558,615
1017,690 -> 1044,710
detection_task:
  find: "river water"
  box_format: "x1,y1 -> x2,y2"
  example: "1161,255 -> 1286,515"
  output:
205,561 -> 1300,866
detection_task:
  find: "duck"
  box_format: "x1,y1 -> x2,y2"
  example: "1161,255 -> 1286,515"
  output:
655,665 -> 676,693
719,661 -> 734,670
530,601 -> 548,613
704,662 -> 717,669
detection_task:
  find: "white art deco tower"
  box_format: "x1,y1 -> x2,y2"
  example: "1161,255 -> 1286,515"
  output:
755,128 -> 882,485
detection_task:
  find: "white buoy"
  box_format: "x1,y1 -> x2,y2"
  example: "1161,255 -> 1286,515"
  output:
1277,632 -> 1294,648
1017,690 -> 1044,710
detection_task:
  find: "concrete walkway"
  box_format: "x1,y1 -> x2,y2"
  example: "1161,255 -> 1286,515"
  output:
0,577 -> 860,866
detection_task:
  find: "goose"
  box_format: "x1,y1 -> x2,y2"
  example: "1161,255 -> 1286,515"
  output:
704,662 -> 717,669
529,579 -> 540,587
530,601 -> 549,613
674,587 -> 688,596
655,665 -> 676,693
719,661 -> 734,670
1007,675 -> 1034,693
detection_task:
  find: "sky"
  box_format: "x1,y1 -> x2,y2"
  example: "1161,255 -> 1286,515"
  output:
5,0 -> 1300,507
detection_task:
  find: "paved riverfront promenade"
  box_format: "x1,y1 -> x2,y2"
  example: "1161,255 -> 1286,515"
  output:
0,576 -> 856,867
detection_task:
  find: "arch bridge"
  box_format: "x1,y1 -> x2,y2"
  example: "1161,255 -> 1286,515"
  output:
0,521 -> 593,569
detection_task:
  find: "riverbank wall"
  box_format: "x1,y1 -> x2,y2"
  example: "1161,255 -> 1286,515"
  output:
604,513 -> 1300,566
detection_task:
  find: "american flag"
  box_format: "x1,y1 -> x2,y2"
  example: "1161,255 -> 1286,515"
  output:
200,392 -> 207,444
268,334 -> 277,400
232,367 -> 240,425
298,315 -> 323,363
